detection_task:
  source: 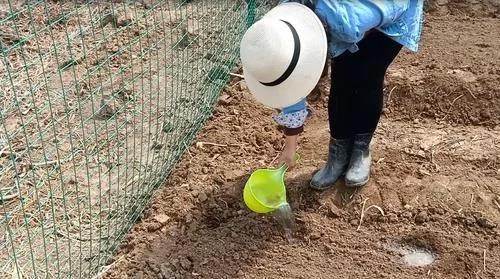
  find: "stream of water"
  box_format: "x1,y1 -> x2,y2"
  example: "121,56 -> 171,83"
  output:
273,203 -> 296,243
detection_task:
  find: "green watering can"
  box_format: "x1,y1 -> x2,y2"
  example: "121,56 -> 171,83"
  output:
243,154 -> 299,213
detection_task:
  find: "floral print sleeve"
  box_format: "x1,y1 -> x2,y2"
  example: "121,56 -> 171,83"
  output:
273,99 -> 312,136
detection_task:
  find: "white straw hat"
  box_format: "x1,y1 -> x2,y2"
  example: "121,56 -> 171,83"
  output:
240,3 -> 327,109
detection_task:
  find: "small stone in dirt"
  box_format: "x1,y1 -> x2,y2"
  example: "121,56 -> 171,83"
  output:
249,244 -> 258,251
415,211 -> 429,224
416,150 -> 426,158
239,81 -> 248,91
350,219 -> 358,226
464,216 -> 476,226
480,110 -> 491,120
185,213 -> 193,223
225,169 -> 246,181
214,176 -> 225,185
387,213 -> 399,223
231,231 -> 239,238
237,210 -> 245,216
427,63 -> 437,69
147,222 -> 162,232
95,97 -> 117,120
201,167 -> 209,174
430,214 -> 441,222
117,9 -> 134,27
477,217 -> 496,229
328,204 -> 342,218
434,208 -> 445,215
402,211 -> 413,219
179,257 -> 193,270
134,271 -> 144,279
237,270 -> 245,276
310,232 -> 321,240
198,192 -> 208,202
160,264 -> 174,279
147,260 -> 160,274
470,116 -> 480,125
219,94 -> 232,106
151,142 -> 163,151
154,214 -> 171,225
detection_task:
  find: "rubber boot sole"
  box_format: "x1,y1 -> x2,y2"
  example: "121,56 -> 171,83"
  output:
309,170 -> 347,191
345,176 -> 370,188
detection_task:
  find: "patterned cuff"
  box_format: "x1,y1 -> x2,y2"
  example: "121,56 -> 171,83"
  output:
282,126 -> 304,136
273,108 -> 309,129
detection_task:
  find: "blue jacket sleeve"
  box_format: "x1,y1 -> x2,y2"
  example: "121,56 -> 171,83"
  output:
315,1 -> 381,44
315,0 -> 410,56
282,99 -> 306,114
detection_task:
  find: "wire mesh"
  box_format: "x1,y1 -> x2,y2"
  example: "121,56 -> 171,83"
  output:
0,0 -> 271,277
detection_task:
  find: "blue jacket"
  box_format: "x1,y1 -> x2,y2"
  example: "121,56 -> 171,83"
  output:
274,0 -> 424,129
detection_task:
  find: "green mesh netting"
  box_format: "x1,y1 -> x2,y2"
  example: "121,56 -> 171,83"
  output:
0,0 -> 272,277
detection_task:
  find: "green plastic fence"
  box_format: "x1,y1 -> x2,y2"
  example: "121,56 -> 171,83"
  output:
0,0 -> 271,277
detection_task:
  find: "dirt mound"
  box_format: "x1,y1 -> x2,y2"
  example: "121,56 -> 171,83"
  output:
385,71 -> 499,126
383,14 -> 500,127
425,0 -> 500,17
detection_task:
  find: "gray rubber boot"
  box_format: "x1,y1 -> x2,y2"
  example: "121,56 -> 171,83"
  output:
310,137 -> 351,190
345,133 -> 373,187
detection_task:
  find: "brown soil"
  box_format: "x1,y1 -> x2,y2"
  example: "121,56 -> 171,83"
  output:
1,1 -> 246,277
103,3 -> 500,279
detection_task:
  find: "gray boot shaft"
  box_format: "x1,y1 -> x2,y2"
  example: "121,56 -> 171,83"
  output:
345,133 -> 373,187
310,137 -> 351,190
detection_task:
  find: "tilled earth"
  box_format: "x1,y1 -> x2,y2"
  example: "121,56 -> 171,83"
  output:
104,2 -> 500,279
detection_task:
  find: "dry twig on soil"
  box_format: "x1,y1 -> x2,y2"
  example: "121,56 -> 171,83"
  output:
493,199 -> 500,211
269,152 -> 281,167
56,229 -> 109,242
196,141 -> 227,148
357,198 -> 385,231
229,73 -> 244,79
92,255 -> 125,279
483,249 -> 487,272
465,88 -> 477,99
21,149 -> 83,168
0,187 -> 20,202
196,141 -> 245,149
387,85 -> 398,104
441,94 -> 464,121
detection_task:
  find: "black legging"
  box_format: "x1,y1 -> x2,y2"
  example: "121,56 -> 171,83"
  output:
329,30 -> 403,139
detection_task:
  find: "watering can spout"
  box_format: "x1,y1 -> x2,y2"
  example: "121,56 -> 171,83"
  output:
272,163 -> 288,179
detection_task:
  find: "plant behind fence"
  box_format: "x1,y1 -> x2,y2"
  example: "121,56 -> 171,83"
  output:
0,0 -> 269,277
